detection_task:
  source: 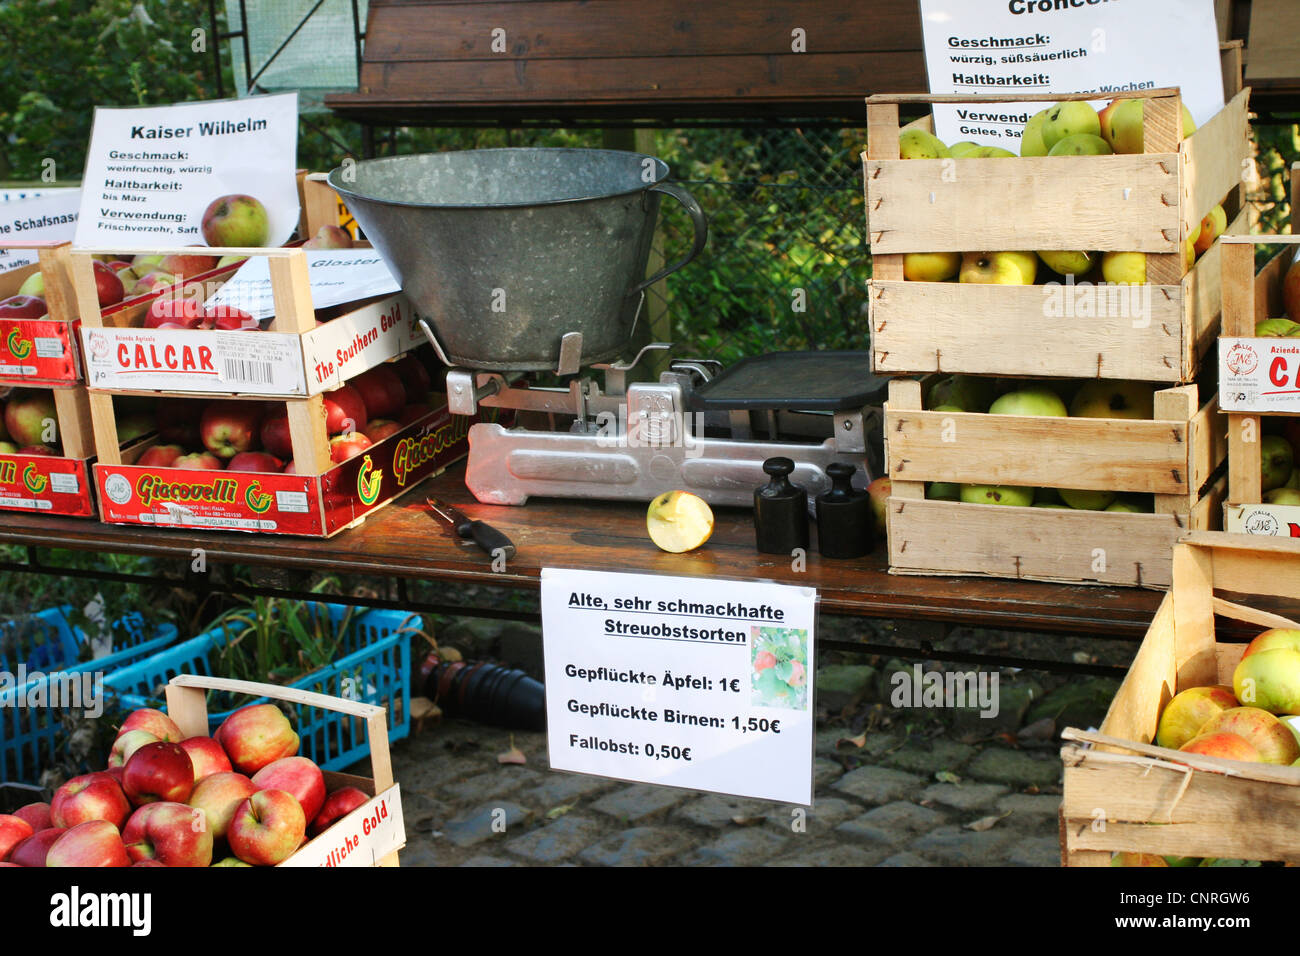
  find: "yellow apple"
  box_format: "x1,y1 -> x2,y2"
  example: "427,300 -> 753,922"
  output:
1193,205 -> 1227,257
1069,380 -> 1155,420
1156,685 -> 1239,750
646,491 -> 714,553
903,252 -> 961,282
1037,250 -> 1096,276
1101,251 -> 1145,284
899,129 -> 950,159
1020,108 -> 1051,156
959,251 -> 1037,285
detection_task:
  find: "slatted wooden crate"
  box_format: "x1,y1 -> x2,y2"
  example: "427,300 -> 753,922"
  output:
1060,532 -> 1300,866
864,60 -> 1251,384
0,241 -> 83,385
883,378 -> 1227,588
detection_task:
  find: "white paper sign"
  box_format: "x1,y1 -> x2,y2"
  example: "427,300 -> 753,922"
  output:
204,249 -> 400,320
1224,503 -> 1300,538
1220,337 -> 1300,413
542,569 -> 817,805
75,93 -> 299,249
0,190 -> 82,274
918,0 -> 1224,150
79,326 -> 308,394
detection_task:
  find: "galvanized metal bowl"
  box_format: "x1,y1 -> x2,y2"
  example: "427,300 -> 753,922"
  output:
328,148 -> 707,372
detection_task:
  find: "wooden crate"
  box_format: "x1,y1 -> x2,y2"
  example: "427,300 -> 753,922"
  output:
884,377 -> 1227,588
865,69 -> 1252,383
0,382 -> 98,517
1060,532 -> 1300,866
1217,175 -> 1300,535
0,241 -> 83,385
165,674 -> 404,867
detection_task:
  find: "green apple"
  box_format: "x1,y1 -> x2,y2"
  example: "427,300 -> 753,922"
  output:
1032,502 -> 1069,509
948,141 -> 982,157
959,251 -> 1038,285
1101,251 -> 1146,284
903,251 -> 961,282
1097,99 -> 1123,145
927,375 -> 997,413
17,272 -> 45,297
1242,629 -> 1300,661
1264,488 -> 1300,506
1035,487 -> 1063,504
899,129 -> 950,159
988,388 -> 1069,418
1020,109 -> 1051,157
1107,99 -> 1197,154
1060,488 -> 1118,510
926,481 -> 961,501
1047,133 -> 1112,156
1069,380 -> 1155,420
1037,250 -> 1096,276
1041,102 -> 1101,152
1234,648 -> 1300,716
1288,468 -> 1300,490
969,145 -> 1018,158
1262,435 -> 1295,492
960,484 -> 1035,507
201,194 -> 270,248
1105,495 -> 1152,513
1255,318 -> 1300,337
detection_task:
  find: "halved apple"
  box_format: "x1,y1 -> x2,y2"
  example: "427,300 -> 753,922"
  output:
646,491 -> 714,553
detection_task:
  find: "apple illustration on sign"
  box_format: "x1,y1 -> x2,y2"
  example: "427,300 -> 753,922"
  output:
202,195 -> 270,248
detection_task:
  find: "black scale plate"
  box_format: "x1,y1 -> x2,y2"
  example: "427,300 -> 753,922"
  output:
687,351 -> 890,412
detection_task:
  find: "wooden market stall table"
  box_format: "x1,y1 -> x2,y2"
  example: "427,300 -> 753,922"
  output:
4,461 -> 1289,655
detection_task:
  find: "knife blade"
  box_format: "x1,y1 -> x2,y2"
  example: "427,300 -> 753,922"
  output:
426,496 -> 516,560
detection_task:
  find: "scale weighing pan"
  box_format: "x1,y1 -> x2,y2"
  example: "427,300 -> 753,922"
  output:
688,351 -> 889,412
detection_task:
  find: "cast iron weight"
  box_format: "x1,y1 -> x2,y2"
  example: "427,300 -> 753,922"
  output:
815,462 -> 872,559
754,457 -> 809,555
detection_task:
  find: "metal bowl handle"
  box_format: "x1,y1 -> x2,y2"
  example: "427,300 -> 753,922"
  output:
628,181 -> 708,296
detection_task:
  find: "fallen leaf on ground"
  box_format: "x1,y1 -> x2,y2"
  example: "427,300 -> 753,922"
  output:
546,804 -> 574,820
964,810 -> 1013,832
935,771 -> 962,784
498,736 -> 527,765
731,815 -> 767,827
836,732 -> 868,750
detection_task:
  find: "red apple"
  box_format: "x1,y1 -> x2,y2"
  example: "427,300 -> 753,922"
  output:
1178,731 -> 1261,762
143,294 -> 204,329
122,741 -> 195,806
202,195 -> 270,248
108,729 -> 160,768
205,307 -> 260,332
0,815 -> 34,861
323,384 -> 368,435
4,389 -> 56,448
283,460 -> 297,475
136,443 -> 185,468
122,801 -> 213,867
215,703 -> 300,775
131,271 -> 177,296
1155,685 -> 1239,751
393,354 -> 432,400
117,707 -> 183,744
302,225 -> 353,250
228,789 -> 306,866
16,444 -> 55,456
365,419 -> 400,442
866,476 -> 891,538
226,451 -> 284,473
0,295 -> 47,320
260,414 -> 293,459
200,400 -> 263,459
13,803 -> 52,833
157,253 -> 220,279
351,366 -> 406,420
50,772 -> 131,830
8,828 -> 66,867
329,431 -> 372,463
92,260 -> 125,308
174,451 -> 223,470
397,403 -> 434,427
156,402 -> 203,446
251,756 -> 326,823
308,786 -> 370,837
188,771 -> 258,840
179,736 -> 233,782
46,820 -> 131,868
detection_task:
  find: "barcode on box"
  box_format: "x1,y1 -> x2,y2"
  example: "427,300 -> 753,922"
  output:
223,358 -> 275,385
276,490 -> 310,513
49,473 -> 79,495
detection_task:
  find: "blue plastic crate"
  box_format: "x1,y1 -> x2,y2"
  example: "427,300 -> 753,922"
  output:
102,604 -> 415,772
0,606 -> 178,677
0,609 -> 179,785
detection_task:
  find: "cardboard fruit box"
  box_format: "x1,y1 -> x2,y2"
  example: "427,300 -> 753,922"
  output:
1217,222 -> 1300,537
0,383 -> 100,517
0,241 -> 83,385
1059,532 -> 1300,866
89,390 -> 473,537
883,377 -> 1227,588
864,53 -> 1251,384
164,674 -> 405,867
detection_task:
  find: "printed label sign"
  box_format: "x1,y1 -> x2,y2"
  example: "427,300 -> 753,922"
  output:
80,326 -> 307,394
0,190 -> 82,274
0,319 -> 78,384
279,785 -> 405,867
1224,503 -> 1300,538
542,569 -> 817,805
918,0 -> 1224,150
204,249 -> 400,320
75,93 -> 298,249
0,454 -> 94,517
1221,337 -> 1300,413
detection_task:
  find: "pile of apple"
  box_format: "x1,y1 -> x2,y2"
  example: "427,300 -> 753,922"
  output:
1250,254 -> 1300,345
0,388 -> 61,456
923,374 -> 1161,512
897,98 -> 1224,284
130,354 -> 434,473
0,705 -> 371,867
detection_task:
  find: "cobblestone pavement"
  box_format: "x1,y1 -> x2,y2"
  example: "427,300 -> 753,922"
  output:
386,716 -> 1067,867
